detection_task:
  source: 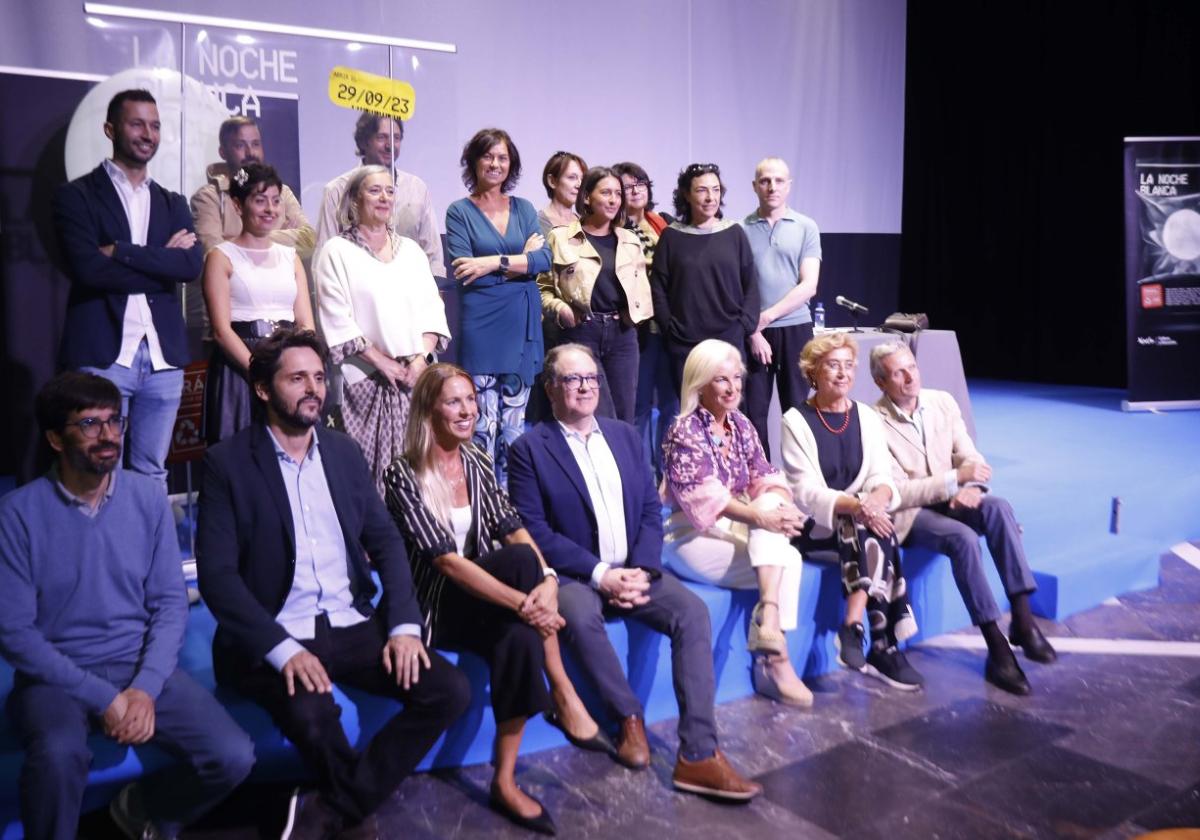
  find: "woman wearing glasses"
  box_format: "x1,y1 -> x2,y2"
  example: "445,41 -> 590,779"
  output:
537,166 -> 651,422
315,165 -> 450,495
650,163 -> 760,389
445,128 -> 552,485
780,333 -> 923,691
537,151 -> 586,237
614,162 -> 677,478
661,339 -> 812,707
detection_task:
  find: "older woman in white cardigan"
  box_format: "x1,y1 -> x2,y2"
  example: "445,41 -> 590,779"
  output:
315,165 -> 449,494
780,332 -> 922,691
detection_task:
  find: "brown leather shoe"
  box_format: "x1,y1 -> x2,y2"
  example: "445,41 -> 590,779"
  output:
672,750 -> 762,801
615,715 -> 650,769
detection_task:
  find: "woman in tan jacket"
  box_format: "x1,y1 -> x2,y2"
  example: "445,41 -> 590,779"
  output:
538,166 -> 652,421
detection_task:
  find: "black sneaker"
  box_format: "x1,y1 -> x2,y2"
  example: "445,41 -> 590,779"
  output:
835,623 -> 867,672
865,646 -> 923,691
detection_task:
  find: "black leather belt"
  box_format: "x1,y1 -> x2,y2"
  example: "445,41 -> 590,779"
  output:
231,319 -> 293,339
583,311 -> 621,322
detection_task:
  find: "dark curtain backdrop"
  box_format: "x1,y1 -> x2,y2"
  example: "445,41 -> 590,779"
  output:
901,1 -> 1200,387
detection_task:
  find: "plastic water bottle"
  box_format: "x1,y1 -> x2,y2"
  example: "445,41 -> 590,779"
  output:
814,301 -> 825,331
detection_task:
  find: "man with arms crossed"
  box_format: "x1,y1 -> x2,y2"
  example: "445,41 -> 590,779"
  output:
871,342 -> 1057,695
0,372 -> 253,840
508,343 -> 761,801
197,329 -> 469,839
742,157 -> 822,458
53,89 -> 203,487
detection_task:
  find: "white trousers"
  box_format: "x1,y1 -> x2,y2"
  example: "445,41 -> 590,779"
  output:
663,493 -> 804,630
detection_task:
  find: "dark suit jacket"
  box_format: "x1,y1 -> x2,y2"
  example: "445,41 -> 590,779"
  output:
196,423 -> 422,683
508,418 -> 663,584
52,164 -> 203,369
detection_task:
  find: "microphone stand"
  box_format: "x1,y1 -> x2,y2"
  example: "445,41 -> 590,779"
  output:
850,310 -> 863,333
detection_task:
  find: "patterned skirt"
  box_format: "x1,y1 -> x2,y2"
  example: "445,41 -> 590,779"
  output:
341,372 -> 411,497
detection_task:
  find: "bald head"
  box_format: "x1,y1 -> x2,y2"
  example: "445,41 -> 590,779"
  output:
753,157 -> 792,214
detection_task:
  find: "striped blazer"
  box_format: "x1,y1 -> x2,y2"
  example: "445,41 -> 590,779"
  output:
384,443 -> 523,645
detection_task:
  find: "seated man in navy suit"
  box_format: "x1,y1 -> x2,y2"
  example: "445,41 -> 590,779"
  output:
52,88 -> 203,488
197,328 -> 470,840
508,343 -> 760,802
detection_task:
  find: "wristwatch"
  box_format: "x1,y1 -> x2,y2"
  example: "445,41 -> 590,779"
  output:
542,567 -> 559,582
498,255 -> 510,272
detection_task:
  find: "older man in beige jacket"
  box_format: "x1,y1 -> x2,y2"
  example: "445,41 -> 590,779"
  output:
871,342 -> 1056,695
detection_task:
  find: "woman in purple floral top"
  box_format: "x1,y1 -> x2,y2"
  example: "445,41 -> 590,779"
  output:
661,339 -> 812,706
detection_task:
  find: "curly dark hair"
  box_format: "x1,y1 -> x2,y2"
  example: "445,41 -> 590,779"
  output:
35,372 -> 121,433
228,162 -> 282,204
248,328 -> 329,399
672,163 -> 726,224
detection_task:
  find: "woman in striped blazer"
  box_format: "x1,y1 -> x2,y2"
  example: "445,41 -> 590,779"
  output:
383,363 -> 602,835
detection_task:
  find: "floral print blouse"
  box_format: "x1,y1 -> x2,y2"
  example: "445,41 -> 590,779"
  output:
661,406 -> 789,530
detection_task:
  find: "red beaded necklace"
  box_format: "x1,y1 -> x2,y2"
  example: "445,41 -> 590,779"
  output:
813,400 -> 851,434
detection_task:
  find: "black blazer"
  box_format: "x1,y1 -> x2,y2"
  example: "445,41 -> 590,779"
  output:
52,164 -> 202,369
196,423 -> 422,682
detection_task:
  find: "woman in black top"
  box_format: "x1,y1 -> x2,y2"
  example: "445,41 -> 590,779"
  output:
779,333 -> 924,691
538,167 -> 653,421
384,364 -> 603,834
649,163 -> 760,388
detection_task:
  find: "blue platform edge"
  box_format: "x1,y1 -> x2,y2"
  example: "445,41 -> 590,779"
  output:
3,378 -> 1197,836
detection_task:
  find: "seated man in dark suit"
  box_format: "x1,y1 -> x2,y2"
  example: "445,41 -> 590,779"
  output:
52,88 -> 203,487
508,343 -> 760,802
197,328 -> 470,840
0,372 -> 254,840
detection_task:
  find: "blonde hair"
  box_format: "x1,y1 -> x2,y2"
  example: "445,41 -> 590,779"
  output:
798,333 -> 858,387
337,164 -> 391,231
678,339 -> 745,417
403,363 -> 475,533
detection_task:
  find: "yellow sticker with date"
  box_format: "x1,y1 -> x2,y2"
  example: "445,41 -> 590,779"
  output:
327,66 -> 415,120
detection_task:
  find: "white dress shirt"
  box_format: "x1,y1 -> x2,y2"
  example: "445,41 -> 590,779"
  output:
102,159 -> 172,371
557,419 -> 628,589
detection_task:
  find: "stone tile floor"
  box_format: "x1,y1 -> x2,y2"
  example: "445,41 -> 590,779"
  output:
83,547 -> 1200,839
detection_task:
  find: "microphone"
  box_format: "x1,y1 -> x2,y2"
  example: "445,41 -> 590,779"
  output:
835,295 -> 869,315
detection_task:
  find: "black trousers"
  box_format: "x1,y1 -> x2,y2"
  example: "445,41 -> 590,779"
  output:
234,614 -> 470,824
664,326 -> 749,393
745,322 -> 813,459
434,544 -> 552,723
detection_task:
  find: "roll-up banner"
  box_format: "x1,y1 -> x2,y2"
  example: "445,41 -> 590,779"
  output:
1123,137 -> 1200,411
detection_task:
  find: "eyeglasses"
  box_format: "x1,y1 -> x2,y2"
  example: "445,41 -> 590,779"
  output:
557,373 -> 600,391
820,360 -> 857,373
622,180 -> 650,193
65,415 -> 127,438
685,163 -> 719,176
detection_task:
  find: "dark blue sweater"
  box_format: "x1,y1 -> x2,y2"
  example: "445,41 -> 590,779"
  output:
0,470 -> 186,713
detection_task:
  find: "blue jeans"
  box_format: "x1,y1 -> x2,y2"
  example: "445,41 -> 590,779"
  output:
634,327 -> 678,478
82,340 -> 184,487
8,666 -> 255,840
560,315 -> 639,422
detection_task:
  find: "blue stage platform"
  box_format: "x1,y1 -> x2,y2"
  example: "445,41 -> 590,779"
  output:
1,381 -> 1196,837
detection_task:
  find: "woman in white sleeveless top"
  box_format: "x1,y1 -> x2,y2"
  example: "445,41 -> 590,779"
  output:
202,163 -> 314,445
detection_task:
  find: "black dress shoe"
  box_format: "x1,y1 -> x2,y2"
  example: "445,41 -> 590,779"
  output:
489,789 -> 557,836
985,654 -> 1031,696
1009,623 -> 1058,664
544,710 -> 613,754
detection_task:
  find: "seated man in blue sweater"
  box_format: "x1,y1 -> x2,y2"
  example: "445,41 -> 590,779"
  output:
0,372 -> 254,840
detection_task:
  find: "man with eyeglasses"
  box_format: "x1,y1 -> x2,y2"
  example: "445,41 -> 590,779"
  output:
508,344 -> 761,801
0,372 -> 254,840
741,157 -> 822,459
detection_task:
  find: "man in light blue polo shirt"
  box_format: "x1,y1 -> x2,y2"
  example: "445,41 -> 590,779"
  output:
741,157 -> 822,457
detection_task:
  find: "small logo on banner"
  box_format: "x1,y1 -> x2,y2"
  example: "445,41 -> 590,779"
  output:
328,66 -> 415,120
1141,283 -> 1164,309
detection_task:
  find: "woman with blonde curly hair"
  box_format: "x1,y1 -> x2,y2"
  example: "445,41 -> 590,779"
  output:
781,333 -> 923,691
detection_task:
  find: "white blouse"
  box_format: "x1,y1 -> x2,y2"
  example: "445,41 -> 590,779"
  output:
449,505 -> 472,556
314,235 -> 450,385
216,241 -> 297,323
